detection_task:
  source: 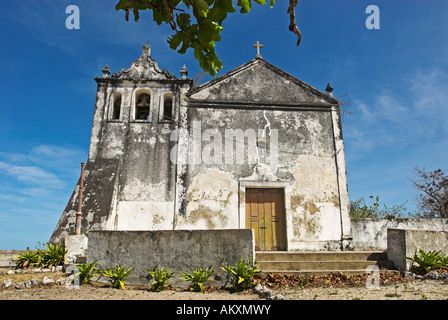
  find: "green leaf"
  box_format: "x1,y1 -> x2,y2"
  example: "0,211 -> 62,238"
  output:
208,7 -> 227,25
168,32 -> 185,50
238,0 -> 251,14
270,0 -> 275,9
194,0 -> 210,17
197,20 -> 222,48
215,0 -> 236,13
115,0 -> 128,10
176,13 -> 191,29
153,8 -> 167,25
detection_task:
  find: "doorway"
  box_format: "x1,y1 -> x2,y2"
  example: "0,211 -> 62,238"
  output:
245,188 -> 287,251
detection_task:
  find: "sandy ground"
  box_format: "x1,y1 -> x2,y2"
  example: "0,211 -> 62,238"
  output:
1,268 -> 447,300
276,280 -> 448,300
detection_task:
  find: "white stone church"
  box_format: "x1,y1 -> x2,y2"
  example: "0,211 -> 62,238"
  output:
50,43 -> 352,252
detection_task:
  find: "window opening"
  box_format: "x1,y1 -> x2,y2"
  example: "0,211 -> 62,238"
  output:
136,93 -> 151,120
163,94 -> 173,121
112,93 -> 121,120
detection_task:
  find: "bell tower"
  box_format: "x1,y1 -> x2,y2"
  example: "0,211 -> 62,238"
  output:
50,45 -> 192,243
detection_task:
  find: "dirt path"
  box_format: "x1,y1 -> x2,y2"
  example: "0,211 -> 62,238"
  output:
275,280 -> 448,300
1,268 -> 447,300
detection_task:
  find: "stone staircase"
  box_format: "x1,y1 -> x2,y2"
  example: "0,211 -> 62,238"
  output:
256,251 -> 395,276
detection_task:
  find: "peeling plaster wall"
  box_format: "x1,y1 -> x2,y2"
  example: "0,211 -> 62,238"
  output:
95,82 -> 190,231
175,59 -> 350,250
49,160 -> 120,244
52,63 -> 193,239
352,218 -> 448,250
175,105 -> 344,250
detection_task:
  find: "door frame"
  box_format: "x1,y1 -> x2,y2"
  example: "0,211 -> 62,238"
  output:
238,180 -> 291,251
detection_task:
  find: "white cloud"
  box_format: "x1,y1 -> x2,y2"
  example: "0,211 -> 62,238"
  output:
0,162 -> 63,187
346,67 -> 448,149
0,144 -> 85,247
409,68 -> 448,123
0,144 -> 86,206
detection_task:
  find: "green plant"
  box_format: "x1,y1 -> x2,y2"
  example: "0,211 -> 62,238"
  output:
115,0 -> 279,77
300,275 -> 310,289
148,266 -> 174,292
13,250 -> 40,269
37,243 -> 67,268
76,260 -> 100,285
406,249 -> 448,274
221,258 -> 260,292
180,267 -> 216,292
385,291 -> 401,298
350,195 -> 408,219
101,265 -> 132,289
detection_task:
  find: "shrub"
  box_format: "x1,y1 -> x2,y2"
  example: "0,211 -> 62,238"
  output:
148,266 -> 174,292
13,250 -> 40,269
221,258 -> 260,292
180,267 -> 216,292
101,265 -> 132,289
37,243 -> 67,268
350,195 -> 408,218
77,260 -> 100,285
406,249 -> 448,274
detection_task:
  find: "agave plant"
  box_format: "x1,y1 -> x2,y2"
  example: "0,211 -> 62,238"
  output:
221,258 -> 260,292
180,267 -> 216,292
148,266 -> 174,292
407,249 -> 448,274
38,243 -> 67,268
76,259 -> 100,285
101,265 -> 132,289
13,250 -> 40,269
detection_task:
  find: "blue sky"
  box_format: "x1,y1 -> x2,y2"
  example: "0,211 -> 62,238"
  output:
1,0 -> 447,249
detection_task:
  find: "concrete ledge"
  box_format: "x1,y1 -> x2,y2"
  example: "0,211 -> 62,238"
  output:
387,228 -> 448,271
87,229 -> 255,287
0,250 -> 25,267
64,235 -> 88,264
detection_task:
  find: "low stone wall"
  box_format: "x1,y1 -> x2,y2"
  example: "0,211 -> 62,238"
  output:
351,218 -> 448,251
87,229 -> 255,287
387,229 -> 448,271
0,250 -> 25,267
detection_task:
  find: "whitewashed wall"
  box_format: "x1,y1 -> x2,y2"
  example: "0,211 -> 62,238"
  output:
351,218 -> 448,250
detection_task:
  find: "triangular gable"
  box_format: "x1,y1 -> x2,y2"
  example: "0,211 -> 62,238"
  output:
187,58 -> 338,107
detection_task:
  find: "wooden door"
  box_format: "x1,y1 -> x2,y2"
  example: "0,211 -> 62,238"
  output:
245,188 -> 286,251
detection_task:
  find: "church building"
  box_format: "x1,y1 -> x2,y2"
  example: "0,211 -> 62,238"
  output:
50,43 -> 353,251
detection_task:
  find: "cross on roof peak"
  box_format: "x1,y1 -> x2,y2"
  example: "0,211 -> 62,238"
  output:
253,41 -> 264,58
144,40 -> 151,46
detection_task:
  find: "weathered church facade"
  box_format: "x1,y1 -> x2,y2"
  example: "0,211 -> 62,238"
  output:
50,44 -> 353,251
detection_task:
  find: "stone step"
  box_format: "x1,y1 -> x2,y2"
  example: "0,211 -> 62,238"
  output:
256,251 -> 387,262
257,260 -> 381,271
258,270 -> 389,276
255,251 -> 395,275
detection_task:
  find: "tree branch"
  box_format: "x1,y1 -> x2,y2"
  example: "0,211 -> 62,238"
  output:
287,0 -> 301,47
